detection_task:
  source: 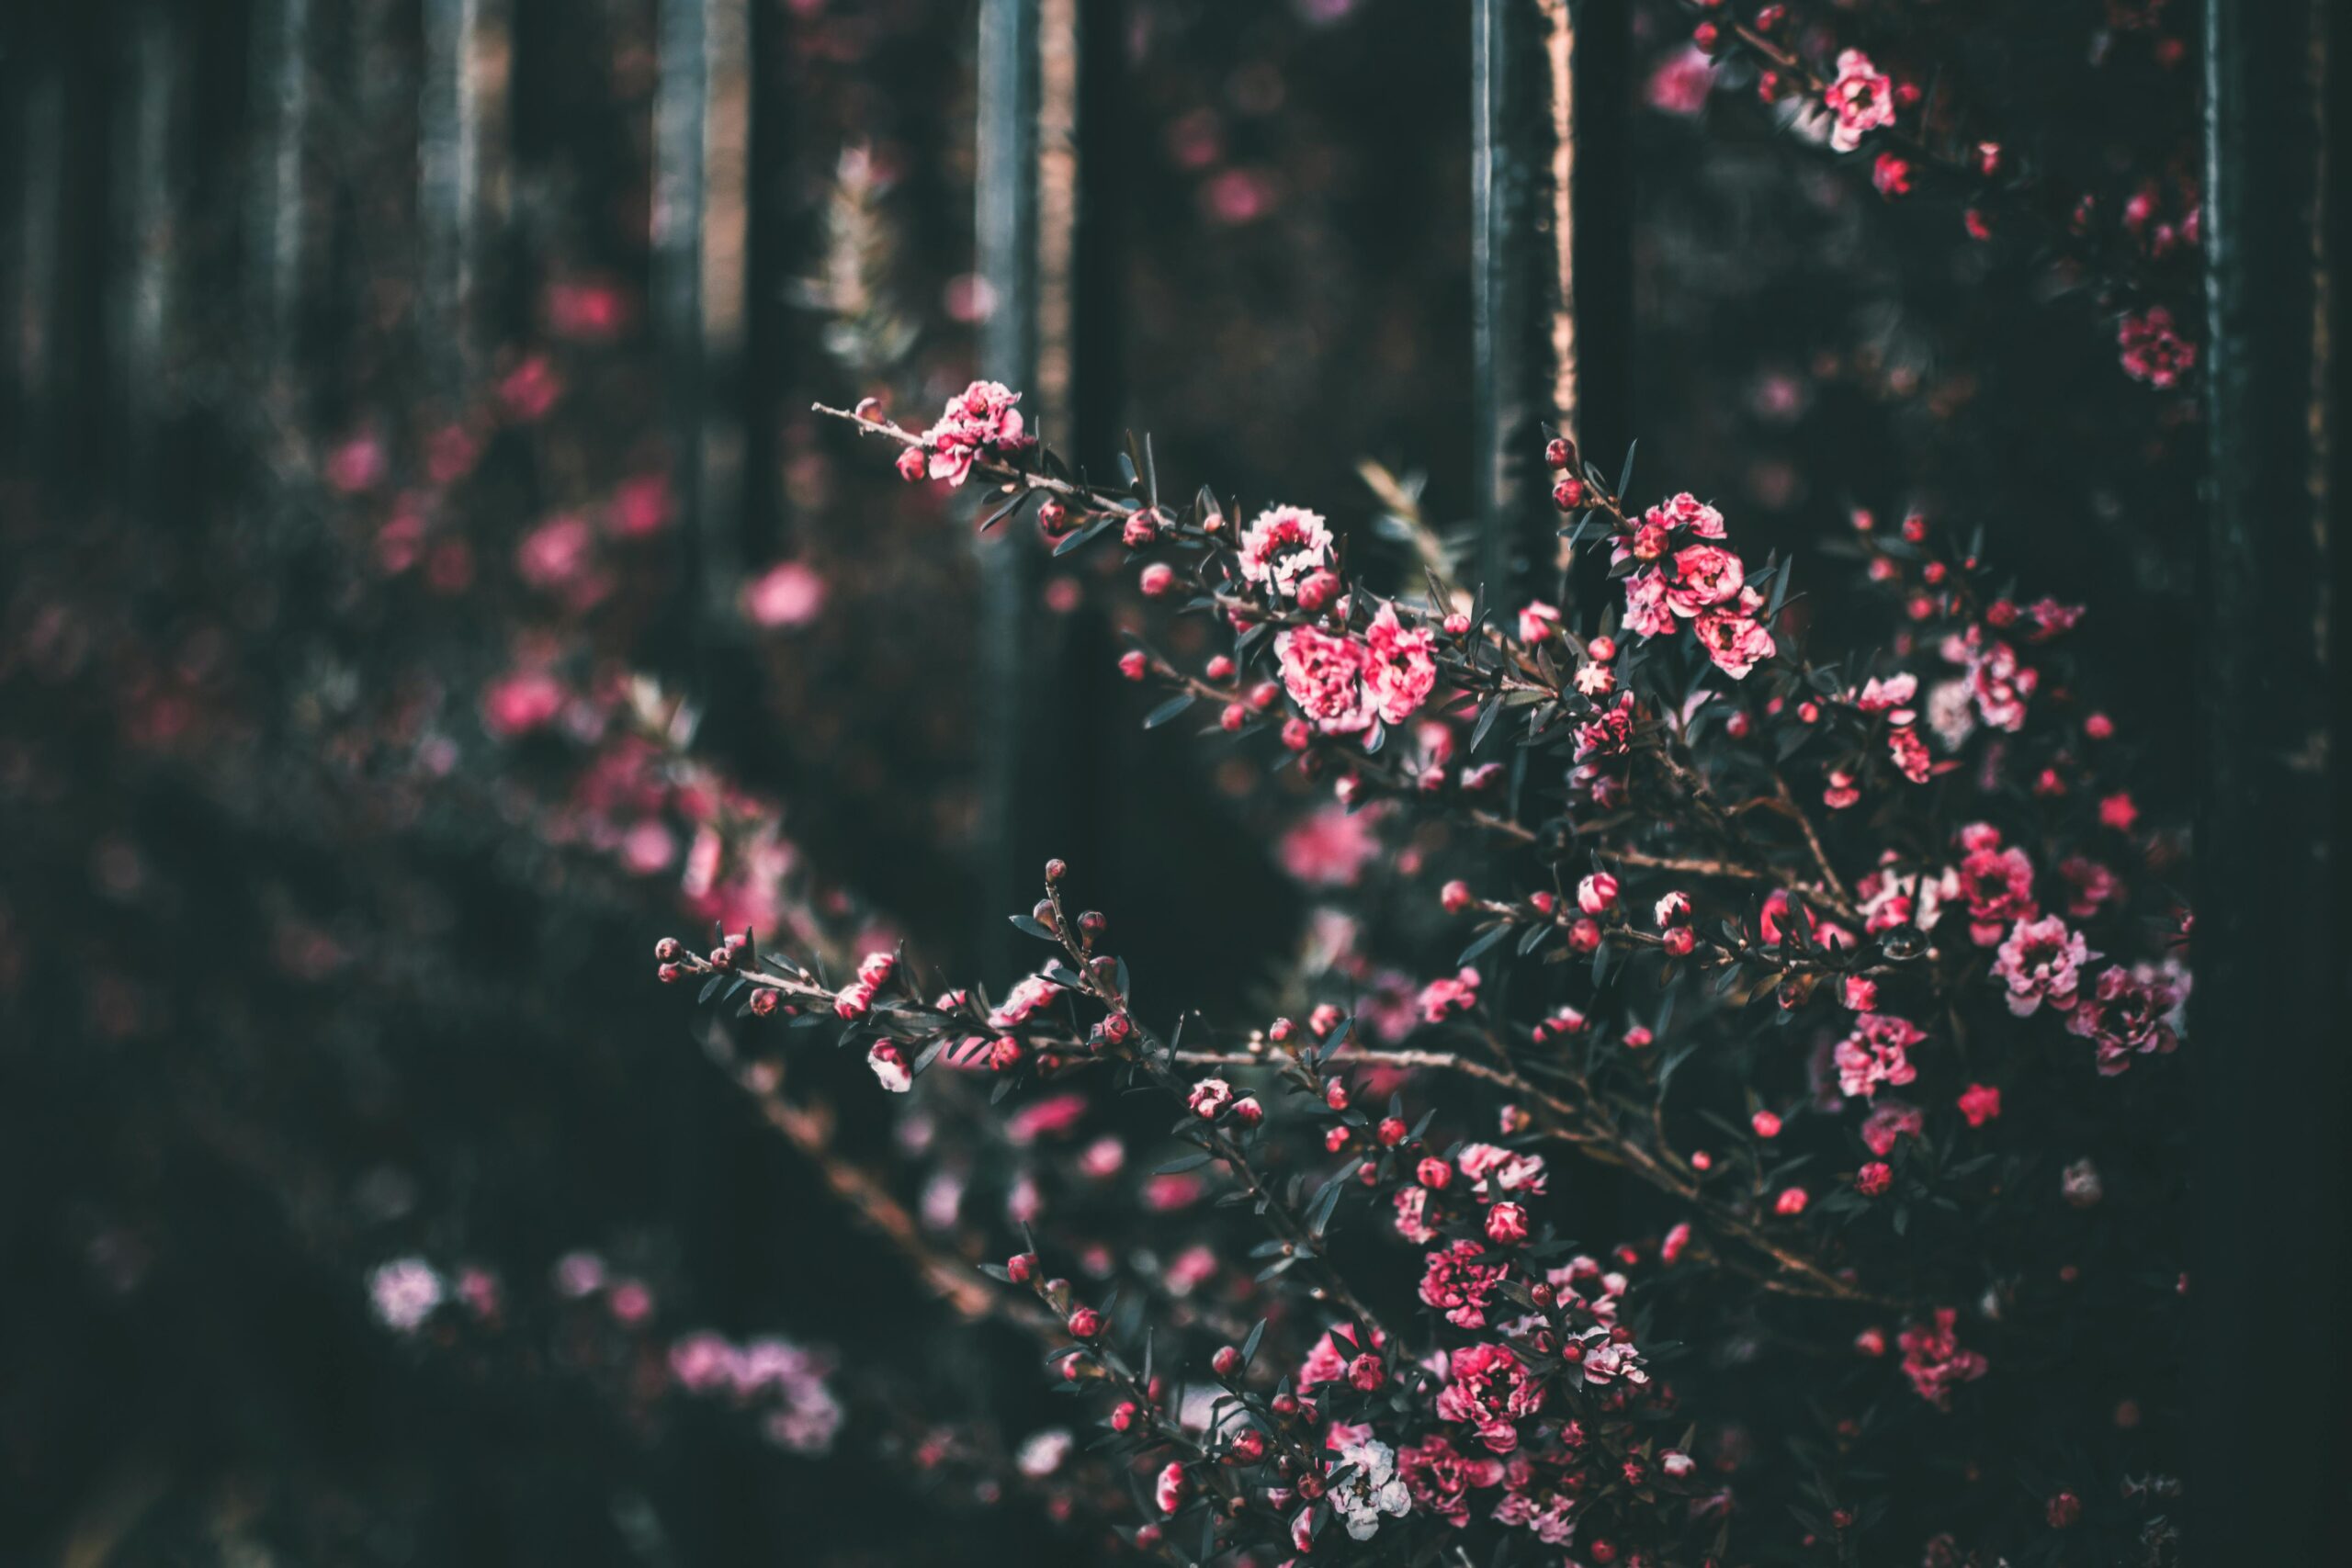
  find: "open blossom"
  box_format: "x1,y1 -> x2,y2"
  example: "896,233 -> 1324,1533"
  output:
1276,623 -> 1378,735
1860,859 -> 1956,934
1956,825 -> 2039,944
1363,604 -> 1438,724
1577,1328 -> 1650,1386
2119,307 -> 2197,388
1825,49 -> 1896,152
1898,1308 -> 1989,1409
1666,544 -> 1744,615
1392,1183 -> 1437,1243
1888,725 -> 1934,784
1572,692 -> 1637,761
1835,1013 -> 1926,1098
1237,504 -> 1334,596
1454,1143 -> 1547,1198
988,972 -> 1064,1030
1332,1439 -> 1414,1540
1943,626 -> 2040,732
1419,1239 -> 1508,1329
866,1042 -> 912,1093
922,380 -> 1032,485
1992,914 -> 2095,1016
369,1258 -> 444,1332
1436,1341 -> 1544,1452
1856,672 -> 1918,712
1861,1099 -> 1926,1156
1418,966 -> 1482,1023
2066,963 -> 2184,1074
1693,601 -> 1777,679
1398,1434 -> 1506,1527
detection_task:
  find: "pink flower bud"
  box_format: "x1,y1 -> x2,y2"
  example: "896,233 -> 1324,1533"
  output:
1577,872 -> 1620,914
1139,563 -> 1176,597
895,446 -> 928,482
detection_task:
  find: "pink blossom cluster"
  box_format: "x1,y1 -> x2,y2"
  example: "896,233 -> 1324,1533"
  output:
1616,492 -> 1776,678
908,380 -> 1035,486
1274,604 -> 1437,735
669,1330 -> 844,1454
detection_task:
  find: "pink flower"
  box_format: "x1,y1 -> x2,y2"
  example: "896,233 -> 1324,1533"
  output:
1898,1308 -> 1988,1409
1992,915 -> 2094,1016
1856,672 -> 1918,712
1188,1077 -> 1234,1119
742,560 -> 827,627
1364,604 -> 1438,724
2119,307 -> 2197,388
1644,46 -> 1716,117
866,1042 -> 912,1093
1419,1239 -> 1508,1329
1454,1143 -> 1547,1198
1572,692 -> 1637,761
1397,1435 -> 1505,1526
1693,607 -> 1776,679
1824,49 -> 1896,152
1485,1201 -> 1529,1246
368,1258 -> 444,1332
1945,626 -> 2040,732
1277,624 -> 1378,735
1956,1082 -> 2002,1127
515,513 -> 594,592
2065,964 -> 2183,1075
1956,829 -> 2038,945
481,671 -> 566,738
1621,570 -> 1679,638
1418,966 -> 1483,1024
1156,1461 -> 1187,1514
1645,491 -> 1726,537
1435,1341 -> 1544,1451
1517,601 -> 1562,643
922,380 -> 1032,486
1392,1184 -> 1437,1243
1834,1013 -> 1926,1098
325,434 -> 387,493
1279,805 -> 1384,887
1667,544 -> 1745,615
1237,504 -> 1334,597
988,972 -> 1064,1031
1861,1100 -> 1925,1156
1888,726 -> 1934,784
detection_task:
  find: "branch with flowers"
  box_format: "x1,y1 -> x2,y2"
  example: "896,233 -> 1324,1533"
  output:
648,375 -> 2193,1562
1660,0 -> 2201,392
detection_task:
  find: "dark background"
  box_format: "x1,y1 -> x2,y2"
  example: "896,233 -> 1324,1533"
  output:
0,2 -> 2208,1563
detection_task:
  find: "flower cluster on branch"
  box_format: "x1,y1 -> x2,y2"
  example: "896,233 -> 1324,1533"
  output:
644,376 -> 2192,1565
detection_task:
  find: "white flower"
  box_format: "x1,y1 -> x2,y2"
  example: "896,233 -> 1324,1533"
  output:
1333,1438 -> 1412,1540
1016,1427 -> 1073,1477
368,1258 -> 444,1332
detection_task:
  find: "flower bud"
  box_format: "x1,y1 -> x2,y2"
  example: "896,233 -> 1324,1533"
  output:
1067,1305 -> 1102,1339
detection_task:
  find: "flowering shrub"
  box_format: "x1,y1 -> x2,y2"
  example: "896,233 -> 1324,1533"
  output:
654,381 -> 2190,1564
